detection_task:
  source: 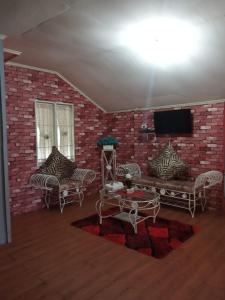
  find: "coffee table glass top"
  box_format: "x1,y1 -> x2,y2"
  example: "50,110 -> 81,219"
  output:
97,188 -> 160,233
113,189 -> 158,202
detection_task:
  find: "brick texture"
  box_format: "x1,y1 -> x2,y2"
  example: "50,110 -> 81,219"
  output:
5,65 -> 106,215
106,104 -> 225,210
5,64 -> 225,214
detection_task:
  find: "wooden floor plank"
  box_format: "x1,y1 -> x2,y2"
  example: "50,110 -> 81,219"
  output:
0,198 -> 225,300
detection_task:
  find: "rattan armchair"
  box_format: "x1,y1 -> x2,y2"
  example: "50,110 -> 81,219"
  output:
29,147 -> 96,213
30,168 -> 96,213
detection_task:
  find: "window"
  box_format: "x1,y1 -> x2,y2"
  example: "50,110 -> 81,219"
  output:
35,101 -> 75,164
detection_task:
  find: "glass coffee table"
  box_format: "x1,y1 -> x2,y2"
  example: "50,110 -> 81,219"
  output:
96,188 -> 160,234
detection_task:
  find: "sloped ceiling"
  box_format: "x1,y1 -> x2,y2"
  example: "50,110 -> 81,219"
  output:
1,0 -> 225,111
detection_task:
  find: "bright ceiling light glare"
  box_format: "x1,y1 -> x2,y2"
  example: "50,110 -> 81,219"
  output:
120,17 -> 200,67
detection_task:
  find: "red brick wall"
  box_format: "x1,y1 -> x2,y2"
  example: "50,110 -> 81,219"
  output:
5,65 -> 105,215
5,64 -> 225,214
106,104 -> 225,210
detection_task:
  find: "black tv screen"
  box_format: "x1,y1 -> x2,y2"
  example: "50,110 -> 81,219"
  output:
154,109 -> 192,134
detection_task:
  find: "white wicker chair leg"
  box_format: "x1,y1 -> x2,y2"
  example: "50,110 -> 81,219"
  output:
128,209 -> 136,234
43,190 -> 50,209
129,202 -> 138,234
191,197 -> 196,218
201,188 -> 207,211
78,191 -> 84,207
190,206 -> 195,218
59,192 -> 66,213
95,199 -> 103,224
153,207 -> 156,223
153,204 -> 160,223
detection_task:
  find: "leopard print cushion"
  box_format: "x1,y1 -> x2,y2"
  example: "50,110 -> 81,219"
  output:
37,146 -> 75,180
149,143 -> 188,180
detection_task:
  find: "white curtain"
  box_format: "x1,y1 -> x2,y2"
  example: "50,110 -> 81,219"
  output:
56,104 -> 74,160
36,102 -> 54,163
36,102 -> 75,163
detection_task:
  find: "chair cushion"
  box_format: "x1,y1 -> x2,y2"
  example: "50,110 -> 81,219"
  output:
149,143 -> 188,180
37,146 -> 75,180
133,175 -> 194,193
59,179 -> 82,191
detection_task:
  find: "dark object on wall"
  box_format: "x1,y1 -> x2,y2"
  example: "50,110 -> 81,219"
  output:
138,127 -> 155,142
154,109 -> 192,134
139,128 -> 155,134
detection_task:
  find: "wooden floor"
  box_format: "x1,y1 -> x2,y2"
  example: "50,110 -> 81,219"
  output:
1,198 -> 225,300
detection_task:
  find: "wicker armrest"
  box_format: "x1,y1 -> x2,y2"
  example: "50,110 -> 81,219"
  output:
203,170 -> 223,188
193,170 -> 223,193
71,168 -> 96,186
29,173 -> 60,190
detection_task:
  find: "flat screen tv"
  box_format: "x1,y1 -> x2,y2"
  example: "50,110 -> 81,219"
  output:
154,109 -> 192,134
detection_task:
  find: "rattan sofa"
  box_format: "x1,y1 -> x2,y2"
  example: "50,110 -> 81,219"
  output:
116,163 -> 222,217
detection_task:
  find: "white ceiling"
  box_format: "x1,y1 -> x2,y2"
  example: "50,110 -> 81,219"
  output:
1,0 -> 225,112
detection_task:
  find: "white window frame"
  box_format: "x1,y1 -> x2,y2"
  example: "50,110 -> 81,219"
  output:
35,100 -> 75,165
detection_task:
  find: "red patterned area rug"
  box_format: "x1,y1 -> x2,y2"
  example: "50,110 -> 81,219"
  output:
71,212 -> 198,259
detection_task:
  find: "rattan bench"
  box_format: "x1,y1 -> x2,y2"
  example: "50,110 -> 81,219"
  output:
116,163 -> 222,217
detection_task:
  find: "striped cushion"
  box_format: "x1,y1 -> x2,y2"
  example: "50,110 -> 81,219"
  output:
37,146 -> 75,180
149,143 -> 187,180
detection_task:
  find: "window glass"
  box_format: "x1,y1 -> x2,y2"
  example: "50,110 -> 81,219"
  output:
56,104 -> 74,160
35,101 -> 74,164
